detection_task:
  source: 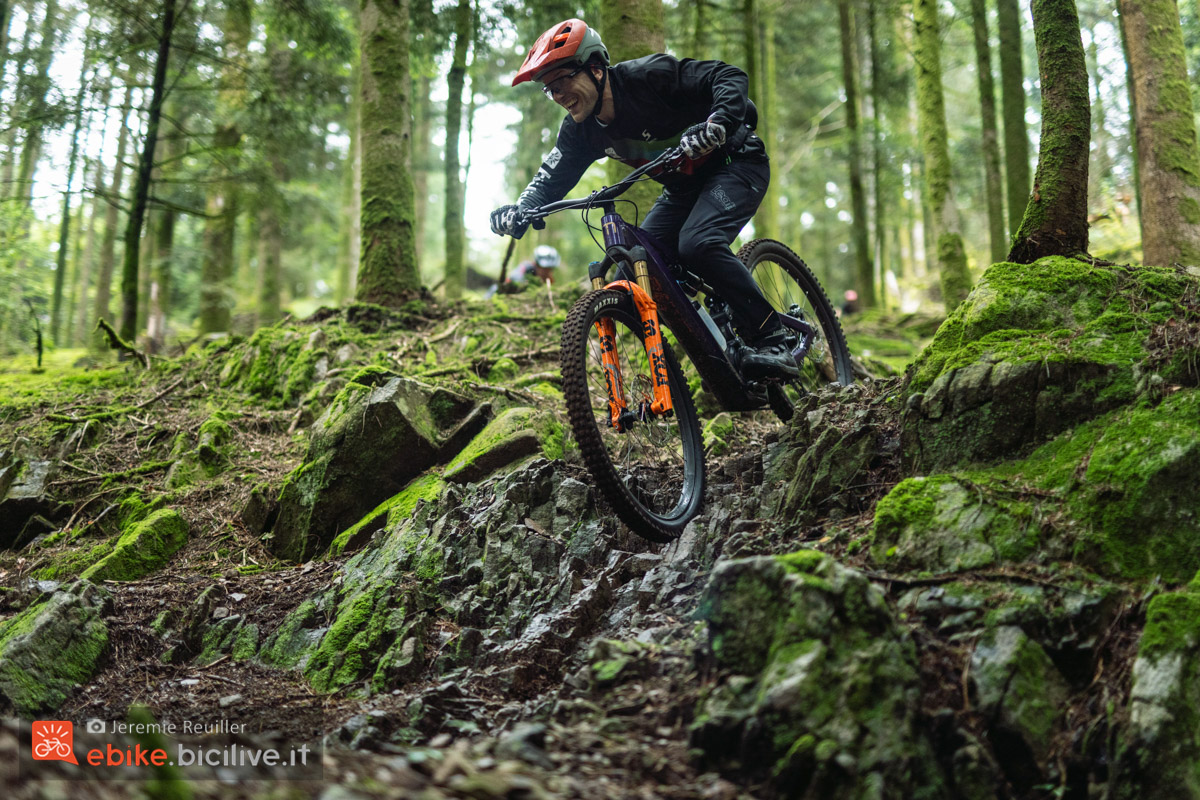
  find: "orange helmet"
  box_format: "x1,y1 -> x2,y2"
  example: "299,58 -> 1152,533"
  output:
512,19 -> 610,87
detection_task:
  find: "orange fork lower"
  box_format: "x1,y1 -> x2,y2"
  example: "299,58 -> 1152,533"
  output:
593,281 -> 674,430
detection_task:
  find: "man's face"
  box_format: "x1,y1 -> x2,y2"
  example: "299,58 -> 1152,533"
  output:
534,265 -> 555,284
539,65 -> 599,123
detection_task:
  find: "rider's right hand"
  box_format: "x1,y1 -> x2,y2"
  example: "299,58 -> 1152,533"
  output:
490,204 -> 530,238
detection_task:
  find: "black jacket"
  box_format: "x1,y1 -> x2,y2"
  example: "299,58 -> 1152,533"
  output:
517,54 -> 767,212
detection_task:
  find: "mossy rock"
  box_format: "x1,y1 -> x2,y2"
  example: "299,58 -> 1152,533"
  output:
486,357 -> 519,382
270,378 -> 487,561
693,554 -> 946,796
1114,571 -> 1200,798
969,625 -> 1070,780
0,581 -> 111,715
903,258 -> 1199,470
301,582 -> 432,693
873,389 -> 1200,581
80,509 -> 188,582
328,473 -> 446,557
443,407 -> 555,484
702,412 -> 735,456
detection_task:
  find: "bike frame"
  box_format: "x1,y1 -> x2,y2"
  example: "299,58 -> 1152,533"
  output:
530,149 -> 818,419
593,214 -> 767,413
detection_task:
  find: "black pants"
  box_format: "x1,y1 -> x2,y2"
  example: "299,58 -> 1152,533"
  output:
641,155 -> 779,342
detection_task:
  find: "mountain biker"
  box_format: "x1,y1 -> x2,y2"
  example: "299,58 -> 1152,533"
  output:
489,18 -> 799,379
511,244 -> 561,286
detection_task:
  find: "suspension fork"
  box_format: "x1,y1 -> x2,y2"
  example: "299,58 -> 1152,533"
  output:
591,257 -> 675,431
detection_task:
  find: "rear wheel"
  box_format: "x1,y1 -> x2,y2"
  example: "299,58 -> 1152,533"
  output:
560,289 -> 706,542
738,238 -> 854,420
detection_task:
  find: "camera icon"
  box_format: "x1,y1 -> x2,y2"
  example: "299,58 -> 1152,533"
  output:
85,719 -> 106,734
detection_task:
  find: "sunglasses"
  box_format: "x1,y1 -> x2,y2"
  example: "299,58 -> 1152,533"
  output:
541,67 -> 586,98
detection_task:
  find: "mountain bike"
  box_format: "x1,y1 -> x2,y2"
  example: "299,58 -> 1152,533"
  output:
523,147 -> 854,543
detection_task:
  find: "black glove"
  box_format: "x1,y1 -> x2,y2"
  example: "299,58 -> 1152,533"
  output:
490,204 -> 530,238
679,120 -> 727,159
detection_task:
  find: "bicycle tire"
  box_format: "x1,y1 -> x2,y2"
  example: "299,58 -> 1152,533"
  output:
560,289 -> 706,542
737,238 -> 854,420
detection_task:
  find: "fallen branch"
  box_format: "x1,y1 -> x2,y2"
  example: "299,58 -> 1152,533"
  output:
133,376 -> 184,409
469,382 -> 537,402
96,318 -> 149,368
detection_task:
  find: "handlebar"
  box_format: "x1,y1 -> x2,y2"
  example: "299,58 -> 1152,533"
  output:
524,146 -> 687,223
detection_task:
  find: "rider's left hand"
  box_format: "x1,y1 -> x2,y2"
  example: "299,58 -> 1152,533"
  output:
679,119 -> 726,159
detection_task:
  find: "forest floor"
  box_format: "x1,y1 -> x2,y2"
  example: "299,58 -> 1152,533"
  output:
0,289 -> 957,799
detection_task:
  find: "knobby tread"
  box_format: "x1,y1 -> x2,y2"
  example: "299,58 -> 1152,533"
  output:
560,290 -> 705,543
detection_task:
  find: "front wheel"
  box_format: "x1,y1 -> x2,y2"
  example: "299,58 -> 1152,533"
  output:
560,289 -> 706,542
738,238 -> 854,420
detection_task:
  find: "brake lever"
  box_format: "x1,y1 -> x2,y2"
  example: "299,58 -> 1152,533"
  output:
531,218 -> 546,230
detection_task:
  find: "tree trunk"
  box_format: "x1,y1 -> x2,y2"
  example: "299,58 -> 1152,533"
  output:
412,74 -> 431,271
0,15 -> 35,201
970,0 -> 1007,264
1085,33 -> 1112,210
755,1 -> 780,240
14,0 -> 60,209
601,0 -> 666,215
72,81 -> 112,346
1116,6 -> 1143,235
1116,0 -> 1200,266
91,82 -> 135,351
0,0 -> 12,82
1008,0 -> 1090,263
119,0 -> 176,344
198,0 -> 250,333
839,0 -> 874,307
741,0 -> 759,110
52,54 -> 89,345
913,0 -> 972,311
357,0 -> 420,305
692,0 -> 709,58
997,0 -> 1031,234
443,0 -> 471,301
868,0 -> 889,304
147,201 -> 175,351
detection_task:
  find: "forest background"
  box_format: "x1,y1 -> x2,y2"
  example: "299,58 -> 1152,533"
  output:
1,0 -> 1198,362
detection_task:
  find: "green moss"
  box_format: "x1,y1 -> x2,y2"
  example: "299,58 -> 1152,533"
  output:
33,539 -> 116,580
346,365 -> 396,387
0,588 -> 109,715
414,547 -> 443,583
443,407 -> 547,482
486,357 -> 519,382
328,474 -> 446,557
81,509 -> 189,582
541,418 -> 565,460
259,599 -> 319,669
910,259 -> 1189,393
305,584 -> 397,692
876,389 -> 1200,580
702,412 -> 735,455
1136,578 -> 1200,665
776,550 -> 828,574
231,624 -> 260,661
